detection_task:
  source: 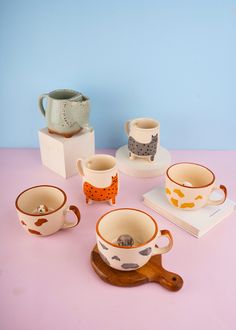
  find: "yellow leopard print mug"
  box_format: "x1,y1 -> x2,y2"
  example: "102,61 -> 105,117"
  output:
165,163 -> 227,210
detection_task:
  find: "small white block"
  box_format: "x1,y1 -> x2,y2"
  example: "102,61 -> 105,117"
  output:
38,128 -> 95,178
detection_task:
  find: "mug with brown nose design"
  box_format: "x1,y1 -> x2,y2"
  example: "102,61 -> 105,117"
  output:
165,163 -> 227,210
15,185 -> 81,236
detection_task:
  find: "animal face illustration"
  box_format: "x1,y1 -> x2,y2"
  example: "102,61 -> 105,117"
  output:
117,234 -> 134,247
151,134 -> 158,142
112,175 -> 118,184
34,204 -> 48,214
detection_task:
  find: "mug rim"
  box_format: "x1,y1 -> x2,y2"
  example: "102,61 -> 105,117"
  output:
130,117 -> 160,130
48,89 -> 79,100
96,208 -> 158,249
15,185 -> 67,216
166,162 -> 215,188
84,154 -> 117,173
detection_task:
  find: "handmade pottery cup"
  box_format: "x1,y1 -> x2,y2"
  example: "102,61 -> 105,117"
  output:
38,89 -> 91,138
96,208 -> 173,271
125,118 -> 160,162
165,163 -> 227,210
77,154 -> 118,205
15,185 -> 81,236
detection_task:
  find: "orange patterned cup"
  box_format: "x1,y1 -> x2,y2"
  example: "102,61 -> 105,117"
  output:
15,185 -> 81,236
77,154 -> 118,205
165,163 -> 227,210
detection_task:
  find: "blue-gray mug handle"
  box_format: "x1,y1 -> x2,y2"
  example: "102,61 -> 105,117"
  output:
38,94 -> 48,117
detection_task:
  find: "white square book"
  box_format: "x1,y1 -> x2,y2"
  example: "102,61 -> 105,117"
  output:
143,187 -> 236,238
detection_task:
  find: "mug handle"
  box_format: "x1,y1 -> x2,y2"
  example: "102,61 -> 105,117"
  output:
152,229 -> 173,255
124,120 -> 131,135
62,205 -> 81,229
38,93 -> 48,117
207,185 -> 227,206
77,159 -> 84,176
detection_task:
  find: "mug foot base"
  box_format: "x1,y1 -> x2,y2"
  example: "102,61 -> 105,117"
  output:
86,198 -> 116,206
129,152 -> 155,163
48,128 -> 81,138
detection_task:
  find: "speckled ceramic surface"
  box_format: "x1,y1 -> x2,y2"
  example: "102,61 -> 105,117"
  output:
38,89 -> 91,137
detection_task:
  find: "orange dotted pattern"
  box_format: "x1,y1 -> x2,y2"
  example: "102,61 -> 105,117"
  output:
83,174 -> 118,204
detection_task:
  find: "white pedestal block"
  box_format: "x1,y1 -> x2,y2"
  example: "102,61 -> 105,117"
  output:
39,128 -> 95,178
115,145 -> 171,178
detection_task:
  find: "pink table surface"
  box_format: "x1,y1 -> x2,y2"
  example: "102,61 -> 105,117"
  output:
0,149 -> 236,330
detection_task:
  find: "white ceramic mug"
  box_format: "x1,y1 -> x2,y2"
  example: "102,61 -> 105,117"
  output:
96,208 -> 173,271
165,162 -> 227,210
77,154 -> 118,205
125,118 -> 160,162
15,185 -> 81,236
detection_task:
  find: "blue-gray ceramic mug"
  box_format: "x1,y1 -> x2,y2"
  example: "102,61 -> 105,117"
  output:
39,89 -> 91,138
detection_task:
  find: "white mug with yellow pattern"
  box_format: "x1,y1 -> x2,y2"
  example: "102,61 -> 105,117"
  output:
165,163 -> 227,210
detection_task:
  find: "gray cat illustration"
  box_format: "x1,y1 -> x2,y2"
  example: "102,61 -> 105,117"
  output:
128,134 -> 158,162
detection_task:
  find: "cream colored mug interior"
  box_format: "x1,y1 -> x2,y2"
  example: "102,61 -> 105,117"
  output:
85,154 -> 116,171
97,209 -> 157,247
134,118 -> 159,130
167,163 -> 215,188
15,185 -> 66,215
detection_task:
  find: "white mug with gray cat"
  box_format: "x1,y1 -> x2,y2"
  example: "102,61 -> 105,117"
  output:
125,118 -> 160,162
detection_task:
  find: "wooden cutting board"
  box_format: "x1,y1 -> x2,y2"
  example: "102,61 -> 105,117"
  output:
91,245 -> 183,291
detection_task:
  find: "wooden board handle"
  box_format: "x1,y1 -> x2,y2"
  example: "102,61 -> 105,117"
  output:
154,267 -> 183,292
207,184 -> 227,206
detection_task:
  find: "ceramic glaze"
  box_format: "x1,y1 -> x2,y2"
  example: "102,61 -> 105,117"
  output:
77,154 -> 118,205
96,208 -> 173,271
125,118 -> 160,162
128,134 -> 158,161
165,163 -> 227,210
38,89 -> 91,138
15,185 -> 81,236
